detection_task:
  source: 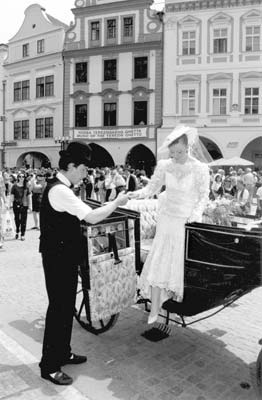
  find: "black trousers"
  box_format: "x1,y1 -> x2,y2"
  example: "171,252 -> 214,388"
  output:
13,204 -> 28,236
39,251 -> 78,374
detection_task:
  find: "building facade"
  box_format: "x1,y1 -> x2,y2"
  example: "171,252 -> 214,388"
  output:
3,4 -> 68,168
0,44 -> 8,168
158,0 -> 262,168
63,0 -> 162,173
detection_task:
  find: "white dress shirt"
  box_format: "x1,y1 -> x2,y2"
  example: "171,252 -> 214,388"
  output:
48,172 -> 91,221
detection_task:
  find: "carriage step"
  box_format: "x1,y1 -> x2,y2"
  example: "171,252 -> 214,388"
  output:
141,324 -> 171,342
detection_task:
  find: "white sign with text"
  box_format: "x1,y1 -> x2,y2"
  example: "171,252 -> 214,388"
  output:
74,127 -> 147,140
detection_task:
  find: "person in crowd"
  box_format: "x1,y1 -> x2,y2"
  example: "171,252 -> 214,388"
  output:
256,182 -> 262,218
234,177 -> 250,214
10,174 -> 31,240
136,172 -> 150,189
211,173 -> 224,199
39,141 -> 128,386
237,168 -> 244,177
95,172 -> 106,203
217,169 -> 226,182
124,168 -> 138,192
3,168 -> 11,197
222,176 -> 236,198
128,126 -> 210,324
84,169 -> 95,199
243,167 -> 255,203
111,167 -> 126,197
31,173 -> 46,230
104,167 -> 115,202
0,171 -> 7,248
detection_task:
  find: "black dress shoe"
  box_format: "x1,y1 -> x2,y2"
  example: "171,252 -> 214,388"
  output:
62,353 -> 87,366
41,370 -> 73,385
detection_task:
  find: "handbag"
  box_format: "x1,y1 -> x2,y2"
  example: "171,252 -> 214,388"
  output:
2,210 -> 15,240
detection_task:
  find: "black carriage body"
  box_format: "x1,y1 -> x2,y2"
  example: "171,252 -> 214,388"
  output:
164,221 -> 262,317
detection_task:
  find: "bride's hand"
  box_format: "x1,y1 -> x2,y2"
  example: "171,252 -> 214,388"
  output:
127,191 -> 139,199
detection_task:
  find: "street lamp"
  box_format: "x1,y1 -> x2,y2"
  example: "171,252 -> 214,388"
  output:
54,135 -> 72,151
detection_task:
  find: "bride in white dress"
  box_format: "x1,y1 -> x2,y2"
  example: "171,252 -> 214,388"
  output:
128,126 -> 210,324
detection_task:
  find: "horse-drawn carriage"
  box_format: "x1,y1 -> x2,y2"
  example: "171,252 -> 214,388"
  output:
74,198 -> 262,393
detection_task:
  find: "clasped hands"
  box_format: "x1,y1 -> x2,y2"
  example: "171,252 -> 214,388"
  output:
113,191 -> 140,207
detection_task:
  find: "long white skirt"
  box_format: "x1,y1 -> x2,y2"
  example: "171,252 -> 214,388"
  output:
139,212 -> 187,305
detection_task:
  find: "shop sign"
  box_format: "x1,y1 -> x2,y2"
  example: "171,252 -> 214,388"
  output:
74,127 -> 147,140
1,141 -> 17,146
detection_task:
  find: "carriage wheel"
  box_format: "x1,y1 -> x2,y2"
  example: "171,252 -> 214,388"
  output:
256,347 -> 262,397
74,284 -> 119,334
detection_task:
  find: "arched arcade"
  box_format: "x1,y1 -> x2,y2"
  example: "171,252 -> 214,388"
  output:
199,136 -> 223,160
125,144 -> 156,176
88,143 -> 115,168
16,151 -> 51,169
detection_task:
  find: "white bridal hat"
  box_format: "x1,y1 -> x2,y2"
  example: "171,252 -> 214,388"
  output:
158,125 -> 212,163
158,125 -> 198,155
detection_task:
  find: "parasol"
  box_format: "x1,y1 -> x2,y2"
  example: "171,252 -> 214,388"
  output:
209,156 -> 254,167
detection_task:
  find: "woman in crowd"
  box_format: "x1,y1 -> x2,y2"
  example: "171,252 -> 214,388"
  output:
222,176 -> 236,198
31,173 -> 46,229
211,173 -> 224,199
0,171 -> 7,248
10,174 -> 31,240
234,177 -> 250,214
128,126 -> 210,324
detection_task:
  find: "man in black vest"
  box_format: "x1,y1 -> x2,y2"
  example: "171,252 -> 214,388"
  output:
39,141 -> 128,385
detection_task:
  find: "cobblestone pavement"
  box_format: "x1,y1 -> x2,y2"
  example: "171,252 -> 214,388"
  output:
0,212 -> 261,400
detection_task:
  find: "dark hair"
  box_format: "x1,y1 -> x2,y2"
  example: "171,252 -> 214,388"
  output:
168,133 -> 188,147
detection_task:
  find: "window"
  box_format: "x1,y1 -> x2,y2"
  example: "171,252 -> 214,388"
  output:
182,31 -> 196,55
75,62 -> 87,83
213,89 -> 227,115
36,75 -> 54,97
37,39 -> 45,54
134,101 -> 147,125
182,90 -> 195,115
104,103 -> 116,126
123,17 -> 133,37
14,120 -> 29,140
75,104 -> 87,127
246,26 -> 260,52
22,80 -> 30,100
91,21 -> 100,41
213,29 -> 227,53
36,117 -> 53,138
104,59 -> 117,81
244,88 -> 259,114
134,57 -> 148,79
22,43 -> 29,57
45,76 -> 54,96
13,80 -> 30,102
107,19 -> 116,39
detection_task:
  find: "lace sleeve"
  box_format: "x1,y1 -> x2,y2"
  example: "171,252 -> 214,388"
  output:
188,163 -> 210,223
136,160 -> 167,199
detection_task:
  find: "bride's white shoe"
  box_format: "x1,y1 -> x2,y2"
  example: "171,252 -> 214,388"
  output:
148,314 -> 158,324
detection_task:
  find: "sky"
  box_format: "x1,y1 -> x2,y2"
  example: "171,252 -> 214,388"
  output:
0,0 -> 165,44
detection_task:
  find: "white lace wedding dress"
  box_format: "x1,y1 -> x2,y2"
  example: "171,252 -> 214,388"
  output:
137,156 -> 210,306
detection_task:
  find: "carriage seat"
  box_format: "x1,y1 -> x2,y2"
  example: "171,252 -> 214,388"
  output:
125,199 -> 158,263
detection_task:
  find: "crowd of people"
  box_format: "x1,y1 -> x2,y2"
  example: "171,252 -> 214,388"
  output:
209,166 -> 262,215
0,164 -> 150,247
0,162 -> 262,248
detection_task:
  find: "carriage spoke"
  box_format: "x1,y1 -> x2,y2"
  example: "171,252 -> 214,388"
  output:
78,298 -> 85,318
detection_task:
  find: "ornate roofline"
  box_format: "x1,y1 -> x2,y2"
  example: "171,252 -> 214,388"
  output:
166,0 -> 262,13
